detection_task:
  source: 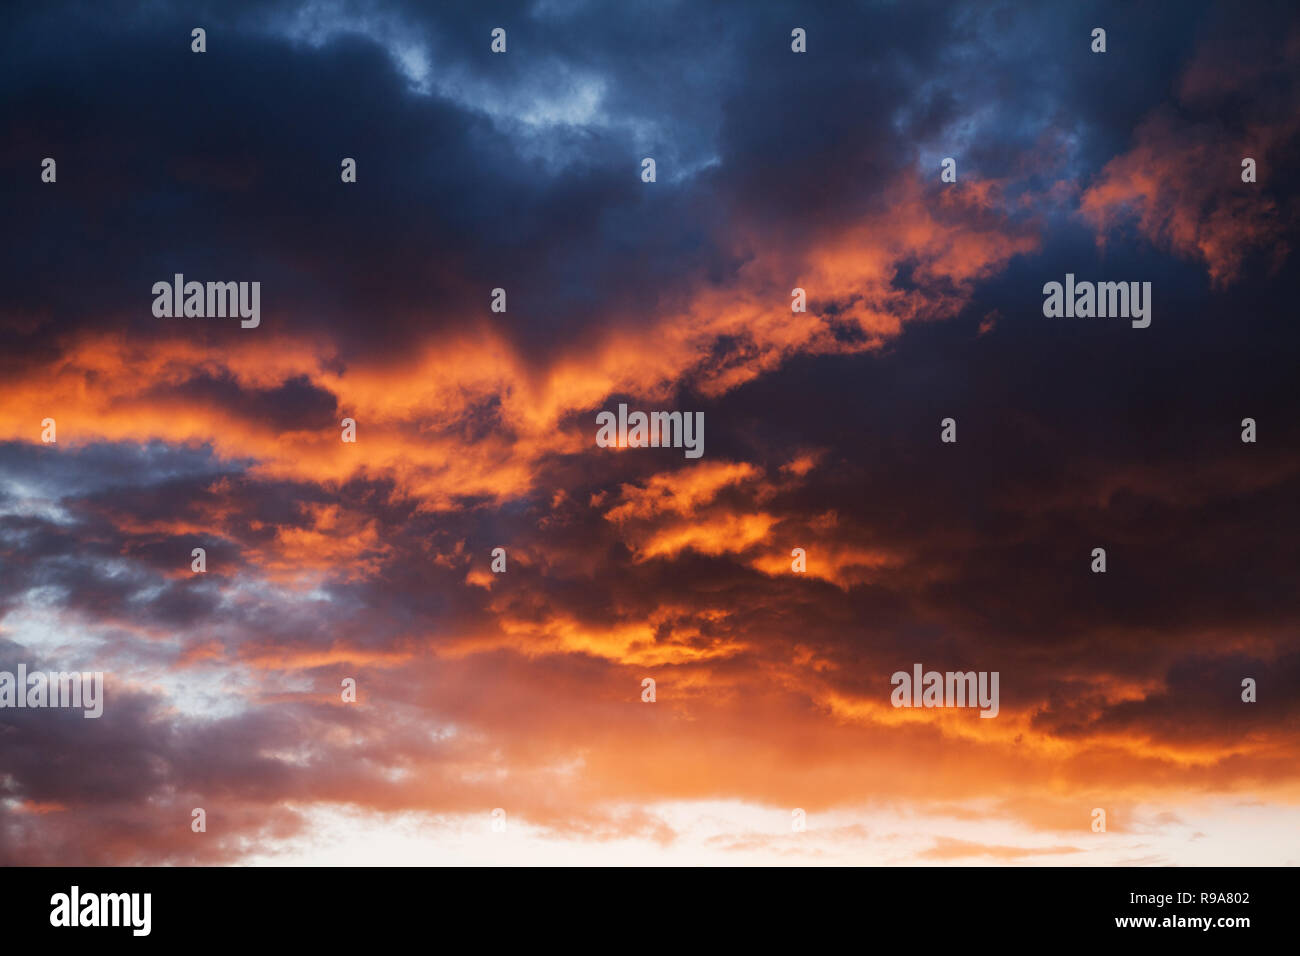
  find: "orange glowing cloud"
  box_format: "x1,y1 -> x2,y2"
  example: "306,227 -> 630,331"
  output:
1079,29 -> 1299,286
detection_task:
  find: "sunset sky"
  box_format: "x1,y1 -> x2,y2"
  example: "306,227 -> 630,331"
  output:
2,0 -> 1298,866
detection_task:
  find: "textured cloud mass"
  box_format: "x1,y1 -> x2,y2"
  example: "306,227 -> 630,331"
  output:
2,0 -> 1299,865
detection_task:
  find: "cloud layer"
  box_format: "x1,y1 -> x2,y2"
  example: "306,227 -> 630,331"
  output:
2,0 -> 1299,865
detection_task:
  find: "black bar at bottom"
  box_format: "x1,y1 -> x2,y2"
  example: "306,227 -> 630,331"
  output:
0,865 -> 1279,943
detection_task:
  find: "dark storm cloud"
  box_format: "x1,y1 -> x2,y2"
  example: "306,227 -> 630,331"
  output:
138,372 -> 339,434
1031,651 -> 1300,745
3,0 -> 1250,364
1,0 -> 734,361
